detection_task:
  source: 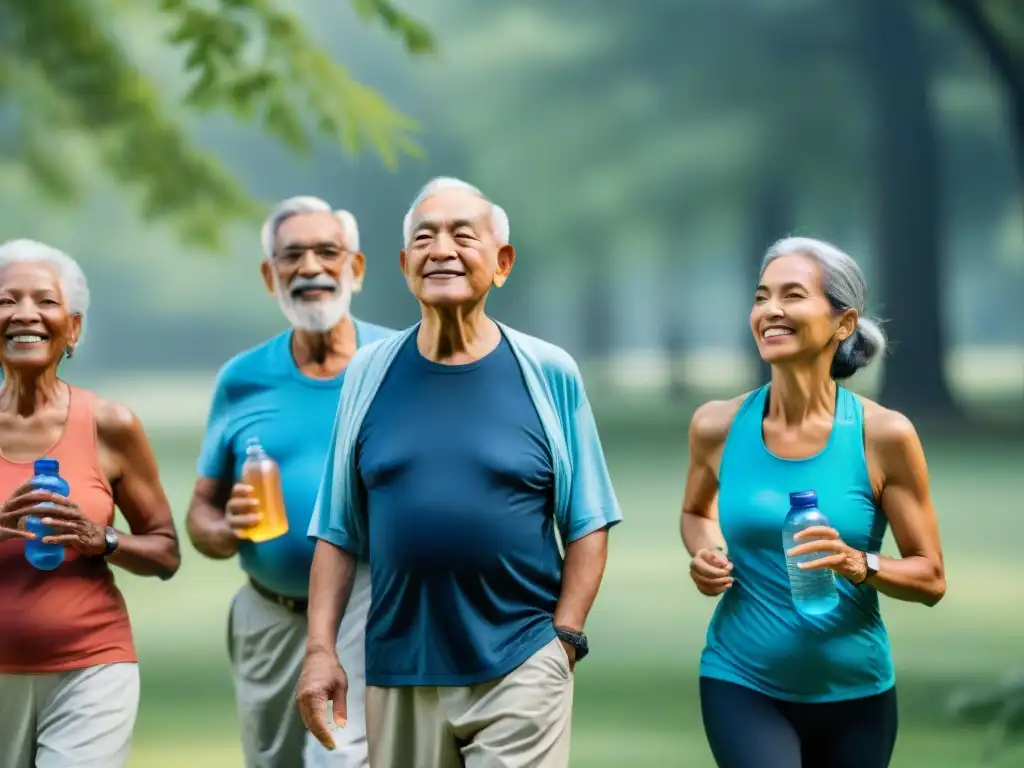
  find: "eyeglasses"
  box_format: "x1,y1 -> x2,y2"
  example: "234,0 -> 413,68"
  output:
273,246 -> 349,266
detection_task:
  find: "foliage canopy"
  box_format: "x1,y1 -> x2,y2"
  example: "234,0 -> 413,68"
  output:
0,0 -> 433,248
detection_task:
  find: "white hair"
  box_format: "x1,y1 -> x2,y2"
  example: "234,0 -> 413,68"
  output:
260,196 -> 360,258
761,236 -> 887,380
402,177 -> 510,246
0,240 -> 91,347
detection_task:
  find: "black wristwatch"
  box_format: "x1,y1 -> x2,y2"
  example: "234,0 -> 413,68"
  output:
554,626 -> 589,663
102,526 -> 119,557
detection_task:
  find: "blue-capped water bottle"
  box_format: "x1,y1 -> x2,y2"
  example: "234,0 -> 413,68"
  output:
782,490 -> 839,617
24,458 -> 69,571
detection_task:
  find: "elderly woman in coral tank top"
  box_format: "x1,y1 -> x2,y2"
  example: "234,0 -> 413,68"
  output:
0,239 -> 181,768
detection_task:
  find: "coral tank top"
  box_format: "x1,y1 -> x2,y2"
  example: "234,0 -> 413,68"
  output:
0,386 -> 136,673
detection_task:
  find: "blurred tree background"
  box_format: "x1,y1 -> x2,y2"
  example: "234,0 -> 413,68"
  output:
1,0 -> 1020,424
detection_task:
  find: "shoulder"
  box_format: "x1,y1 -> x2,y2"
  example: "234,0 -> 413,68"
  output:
340,326 -> 416,396
500,325 -> 582,389
354,318 -> 399,345
92,395 -> 148,454
859,396 -> 921,457
689,394 -> 749,451
212,332 -> 288,394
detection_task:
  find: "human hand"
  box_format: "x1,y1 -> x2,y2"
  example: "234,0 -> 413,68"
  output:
558,639 -> 577,673
0,481 -> 36,541
787,526 -> 867,584
225,483 -> 261,537
689,547 -> 734,596
0,488 -> 104,556
296,647 -> 348,750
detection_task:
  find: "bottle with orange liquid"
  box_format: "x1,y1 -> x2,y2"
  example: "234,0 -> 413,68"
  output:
239,437 -> 289,543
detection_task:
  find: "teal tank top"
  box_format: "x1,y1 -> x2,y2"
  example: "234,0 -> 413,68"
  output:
699,384 -> 895,703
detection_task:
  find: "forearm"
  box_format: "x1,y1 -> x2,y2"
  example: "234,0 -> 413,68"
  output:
681,511 -> 726,557
107,529 -> 180,580
186,500 -> 238,559
553,527 -> 609,632
865,554 -> 945,606
306,541 -> 357,657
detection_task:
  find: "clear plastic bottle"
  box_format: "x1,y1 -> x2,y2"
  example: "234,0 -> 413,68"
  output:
24,458 -> 68,571
782,490 -> 839,617
239,437 -> 289,543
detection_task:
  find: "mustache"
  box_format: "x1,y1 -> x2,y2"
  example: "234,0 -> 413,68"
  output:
288,275 -> 340,294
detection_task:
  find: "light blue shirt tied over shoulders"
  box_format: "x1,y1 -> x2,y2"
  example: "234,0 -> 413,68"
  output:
309,323 -> 623,559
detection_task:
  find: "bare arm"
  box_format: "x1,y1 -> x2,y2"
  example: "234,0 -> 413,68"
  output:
306,540 -> 358,657
186,477 -> 239,560
680,400 -> 738,556
553,527 -> 609,633
98,400 -> 181,580
865,409 -> 946,606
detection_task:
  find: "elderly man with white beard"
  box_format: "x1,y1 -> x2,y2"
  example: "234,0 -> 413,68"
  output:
186,196 -> 393,768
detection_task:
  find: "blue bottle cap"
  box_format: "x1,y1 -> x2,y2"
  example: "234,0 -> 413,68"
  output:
33,458 -> 60,475
789,490 -> 818,508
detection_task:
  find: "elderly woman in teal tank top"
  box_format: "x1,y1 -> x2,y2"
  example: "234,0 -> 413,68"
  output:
680,237 -> 946,768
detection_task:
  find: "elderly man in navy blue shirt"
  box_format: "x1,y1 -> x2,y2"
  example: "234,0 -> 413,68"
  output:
296,177 -> 622,768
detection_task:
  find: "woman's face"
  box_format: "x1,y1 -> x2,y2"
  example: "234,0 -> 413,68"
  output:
750,253 -> 855,368
0,261 -> 79,372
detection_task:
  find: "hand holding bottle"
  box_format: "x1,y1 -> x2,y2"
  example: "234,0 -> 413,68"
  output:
225,483 -> 261,538
0,480 -> 36,542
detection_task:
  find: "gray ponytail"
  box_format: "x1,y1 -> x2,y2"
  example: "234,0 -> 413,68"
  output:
761,236 -> 887,380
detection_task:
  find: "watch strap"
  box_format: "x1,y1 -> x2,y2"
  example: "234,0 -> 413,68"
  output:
102,526 -> 119,557
554,627 -> 589,662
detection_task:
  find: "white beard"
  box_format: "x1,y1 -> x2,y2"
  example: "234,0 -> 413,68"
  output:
273,272 -> 353,333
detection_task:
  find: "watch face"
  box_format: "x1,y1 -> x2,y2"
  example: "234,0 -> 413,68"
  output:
866,553 -> 879,572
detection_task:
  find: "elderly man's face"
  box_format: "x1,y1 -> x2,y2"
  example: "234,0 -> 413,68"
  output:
401,188 -> 514,308
260,212 -> 365,332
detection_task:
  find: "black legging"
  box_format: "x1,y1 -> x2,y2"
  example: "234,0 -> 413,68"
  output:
700,677 -> 899,768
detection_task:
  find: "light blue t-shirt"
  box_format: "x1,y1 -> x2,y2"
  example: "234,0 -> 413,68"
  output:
700,385 -> 895,703
197,320 -> 394,598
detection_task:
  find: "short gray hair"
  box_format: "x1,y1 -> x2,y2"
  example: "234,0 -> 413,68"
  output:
402,177 -> 510,246
761,236 -> 887,380
0,238 -> 90,321
260,196 -> 359,259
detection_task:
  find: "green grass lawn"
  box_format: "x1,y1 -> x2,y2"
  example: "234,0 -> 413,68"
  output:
116,418 -> 1024,768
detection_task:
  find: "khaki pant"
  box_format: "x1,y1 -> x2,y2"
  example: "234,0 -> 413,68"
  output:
229,566 -> 370,768
0,662 -> 140,768
366,637 -> 574,768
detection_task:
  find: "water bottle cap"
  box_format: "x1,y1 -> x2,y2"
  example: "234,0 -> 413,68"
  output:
33,458 -> 60,475
789,490 -> 818,509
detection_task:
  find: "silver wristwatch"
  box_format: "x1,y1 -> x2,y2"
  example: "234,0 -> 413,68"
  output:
860,552 -> 879,584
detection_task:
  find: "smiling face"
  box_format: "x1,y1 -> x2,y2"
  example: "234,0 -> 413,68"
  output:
400,187 -> 514,308
0,261 -> 80,372
751,253 -> 856,368
259,211 -> 365,332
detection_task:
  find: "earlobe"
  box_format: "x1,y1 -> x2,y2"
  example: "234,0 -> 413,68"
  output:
493,274 -> 506,288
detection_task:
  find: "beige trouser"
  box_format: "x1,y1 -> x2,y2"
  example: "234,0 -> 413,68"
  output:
366,637 -> 574,768
229,566 -> 370,768
0,662 -> 140,768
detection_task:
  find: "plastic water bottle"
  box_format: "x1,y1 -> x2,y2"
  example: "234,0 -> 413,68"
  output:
239,438 -> 289,543
782,490 -> 839,616
24,458 -> 69,571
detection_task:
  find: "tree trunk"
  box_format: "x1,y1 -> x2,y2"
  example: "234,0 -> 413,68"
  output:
940,0 -> 1024,203
856,0 -> 957,417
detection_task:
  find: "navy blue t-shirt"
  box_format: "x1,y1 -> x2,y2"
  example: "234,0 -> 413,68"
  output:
356,334 -> 562,686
